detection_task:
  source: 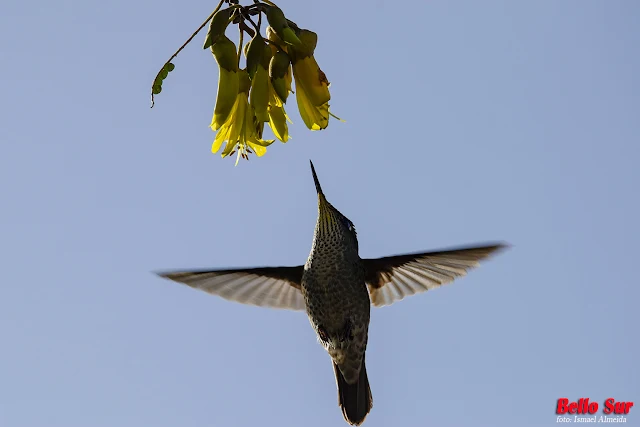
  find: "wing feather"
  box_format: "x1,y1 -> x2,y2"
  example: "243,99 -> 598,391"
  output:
363,243 -> 507,307
157,265 -> 305,311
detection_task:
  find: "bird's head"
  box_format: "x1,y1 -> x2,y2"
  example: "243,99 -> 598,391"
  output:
309,160 -> 359,251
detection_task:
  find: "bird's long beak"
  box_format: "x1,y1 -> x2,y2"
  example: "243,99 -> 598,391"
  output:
310,160 -> 333,231
310,160 -> 324,197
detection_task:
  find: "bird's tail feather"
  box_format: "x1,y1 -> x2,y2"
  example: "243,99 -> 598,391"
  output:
333,356 -> 372,426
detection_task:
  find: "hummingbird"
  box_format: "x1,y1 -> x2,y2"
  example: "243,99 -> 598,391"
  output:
157,161 -> 506,425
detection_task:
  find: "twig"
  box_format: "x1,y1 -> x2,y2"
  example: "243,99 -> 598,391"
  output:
239,21 -> 256,38
150,0 -> 225,108
244,14 -> 260,33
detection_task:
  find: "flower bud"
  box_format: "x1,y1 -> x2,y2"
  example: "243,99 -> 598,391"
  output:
203,7 -> 234,49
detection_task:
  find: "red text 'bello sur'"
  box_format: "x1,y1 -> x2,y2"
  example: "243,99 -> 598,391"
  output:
556,398 -> 633,415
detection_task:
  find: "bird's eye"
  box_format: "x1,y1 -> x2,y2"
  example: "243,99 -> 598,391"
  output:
340,216 -> 354,232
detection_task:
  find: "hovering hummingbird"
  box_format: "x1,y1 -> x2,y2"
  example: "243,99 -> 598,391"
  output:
157,161 -> 506,425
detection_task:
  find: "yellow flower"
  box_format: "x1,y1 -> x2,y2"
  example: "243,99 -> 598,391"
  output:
292,54 -> 330,107
290,29 -> 333,130
211,70 -> 274,165
295,78 -> 329,131
209,36 -> 240,130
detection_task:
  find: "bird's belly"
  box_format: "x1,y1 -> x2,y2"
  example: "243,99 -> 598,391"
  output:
301,265 -> 371,371
301,274 -> 369,331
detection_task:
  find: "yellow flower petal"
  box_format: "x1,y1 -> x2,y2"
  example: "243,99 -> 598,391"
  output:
267,83 -> 290,142
250,66 -> 270,123
212,97 -> 239,153
210,69 -> 239,130
292,56 -> 330,107
212,126 -> 229,153
222,96 -> 247,157
248,141 -> 268,157
295,80 -> 328,130
268,103 -> 289,142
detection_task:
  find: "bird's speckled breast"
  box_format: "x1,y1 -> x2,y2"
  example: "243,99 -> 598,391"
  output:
302,237 -> 370,359
303,238 -> 369,321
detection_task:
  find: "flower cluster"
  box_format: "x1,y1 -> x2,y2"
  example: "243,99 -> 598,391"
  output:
204,1 -> 338,164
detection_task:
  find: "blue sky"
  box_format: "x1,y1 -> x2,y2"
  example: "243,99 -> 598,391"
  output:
1,1 -> 638,426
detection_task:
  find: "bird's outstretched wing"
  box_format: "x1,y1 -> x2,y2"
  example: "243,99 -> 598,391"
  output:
156,266 -> 305,311
362,243 -> 507,307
